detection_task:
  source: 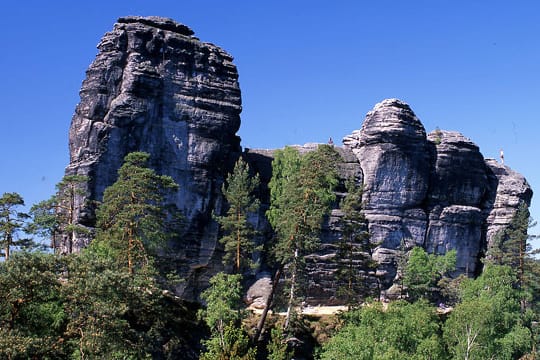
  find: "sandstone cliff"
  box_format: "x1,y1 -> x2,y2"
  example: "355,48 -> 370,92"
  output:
246,99 -> 532,303
341,99 -> 532,297
63,17 -> 532,303
63,16 -> 242,297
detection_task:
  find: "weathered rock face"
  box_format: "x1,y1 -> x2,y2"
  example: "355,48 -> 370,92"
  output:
341,99 -> 532,292
484,159 -> 533,246
424,130 -> 489,275
63,16 -> 242,297
343,99 -> 433,288
64,16 -> 533,305
245,100 -> 532,304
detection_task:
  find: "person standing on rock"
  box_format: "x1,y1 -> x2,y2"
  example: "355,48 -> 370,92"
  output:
500,148 -> 504,164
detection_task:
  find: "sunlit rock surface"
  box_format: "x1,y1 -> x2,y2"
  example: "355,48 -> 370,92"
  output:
63,16 -> 242,298
63,17 -> 532,304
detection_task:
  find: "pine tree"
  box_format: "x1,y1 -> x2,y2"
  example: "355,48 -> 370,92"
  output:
336,178 -> 373,308
55,174 -> 90,253
95,152 -> 179,274
266,145 -> 339,331
487,202 -> 537,310
27,175 -> 90,253
0,192 -> 31,260
216,158 -> 260,274
0,252 -> 66,358
27,198 -> 59,248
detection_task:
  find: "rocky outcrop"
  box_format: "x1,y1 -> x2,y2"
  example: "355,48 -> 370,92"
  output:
484,159 -> 533,246
342,99 -> 532,293
343,99 -> 432,288
63,16 -> 242,298
63,16 -> 533,304
246,100 -> 532,304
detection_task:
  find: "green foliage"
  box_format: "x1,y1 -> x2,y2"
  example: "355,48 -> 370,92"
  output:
443,265 -> 531,360
200,323 -> 256,360
199,272 -> 255,359
267,145 -> 340,265
27,198 -> 60,247
336,178 -> 373,306
0,252 -> 66,359
267,145 -> 340,330
320,300 -> 444,359
199,272 -> 244,332
267,326 -> 293,360
216,158 -> 260,273
63,248 -> 169,359
0,249 -> 196,359
57,174 -> 91,252
0,192 -> 33,259
95,152 -> 179,273
487,202 -> 539,311
26,175 -> 91,253
403,246 -> 456,301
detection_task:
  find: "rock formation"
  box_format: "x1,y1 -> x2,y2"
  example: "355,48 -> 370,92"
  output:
63,16 -> 242,297
63,17 -> 532,304
246,99 -> 532,303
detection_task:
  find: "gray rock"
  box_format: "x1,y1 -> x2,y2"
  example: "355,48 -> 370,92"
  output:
246,272 -> 273,309
343,99 -> 432,286
62,16 -> 242,299
342,99 -> 533,290
345,99 -> 431,210
426,205 -> 484,274
245,100 -> 533,303
484,159 -> 533,247
62,16 -> 533,304
423,130 -> 489,276
427,130 -> 487,207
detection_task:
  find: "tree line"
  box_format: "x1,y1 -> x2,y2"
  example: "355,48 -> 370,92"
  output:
1,146 -> 539,359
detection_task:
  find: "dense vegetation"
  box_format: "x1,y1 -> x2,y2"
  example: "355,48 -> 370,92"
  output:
0,147 -> 539,359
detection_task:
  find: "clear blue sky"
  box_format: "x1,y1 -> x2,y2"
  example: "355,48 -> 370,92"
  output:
1,1 -> 539,242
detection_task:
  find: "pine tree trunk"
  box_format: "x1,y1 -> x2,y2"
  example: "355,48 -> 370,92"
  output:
284,248 -> 298,331
69,187 -> 75,253
5,233 -> 11,260
236,210 -> 241,273
254,266 -> 282,342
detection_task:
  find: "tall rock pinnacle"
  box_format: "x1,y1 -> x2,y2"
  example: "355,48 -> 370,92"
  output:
342,99 -> 532,293
63,16 -> 242,295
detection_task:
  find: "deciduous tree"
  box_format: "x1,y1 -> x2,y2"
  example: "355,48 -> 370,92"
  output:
403,246 -> 456,301
320,300 -> 445,360
443,265 -> 531,360
198,272 -> 255,359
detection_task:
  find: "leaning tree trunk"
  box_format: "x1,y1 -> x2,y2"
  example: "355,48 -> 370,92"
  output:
254,266 -> 283,342
284,248 -> 299,331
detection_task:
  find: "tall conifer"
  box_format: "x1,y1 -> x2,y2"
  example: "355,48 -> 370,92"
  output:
95,152 -> 179,274
216,158 -> 260,274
